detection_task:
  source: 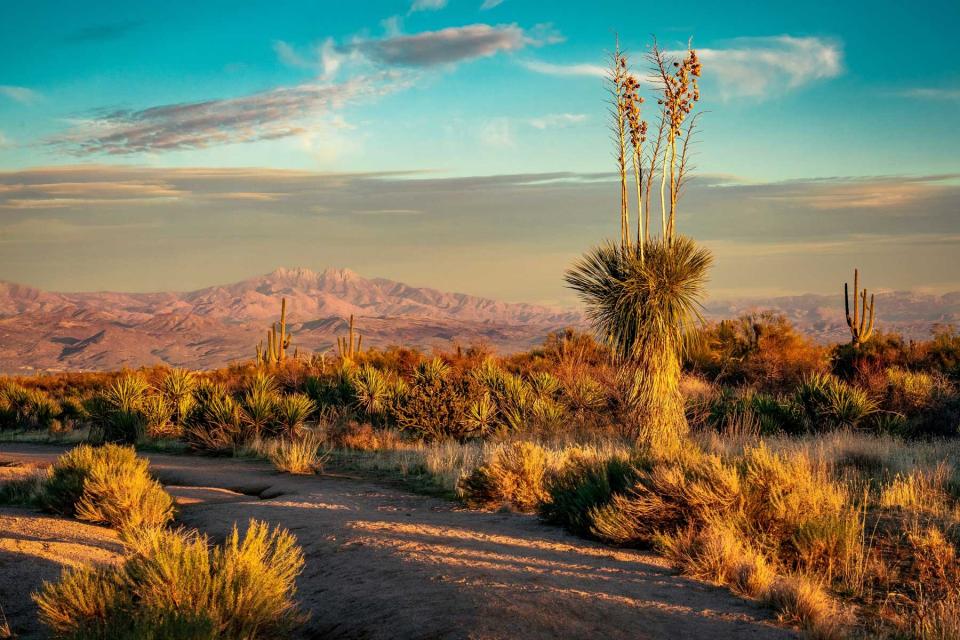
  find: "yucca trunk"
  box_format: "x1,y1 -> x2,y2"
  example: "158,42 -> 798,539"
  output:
630,335 -> 687,450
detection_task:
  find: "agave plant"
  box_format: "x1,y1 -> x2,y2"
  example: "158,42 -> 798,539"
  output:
565,237 -> 712,448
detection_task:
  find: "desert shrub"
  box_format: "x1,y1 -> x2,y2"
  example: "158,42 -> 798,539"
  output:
792,373 -> 877,432
739,444 -> 847,551
34,520 -> 305,640
393,359 -> 477,441
832,330 -> 914,381
0,467 -> 48,506
184,384 -> 245,453
0,383 -> 62,430
350,365 -> 391,422
763,575 -> 845,640
590,445 -> 741,546
658,521 -> 774,597
879,463 -> 953,515
540,452 -> 635,536
689,313 -> 828,392
458,441 -> 555,511
267,433 -> 327,474
704,388 -> 801,435
304,365 -> 356,408
919,325 -> 960,380
42,444 -> 173,532
910,391 -> 960,438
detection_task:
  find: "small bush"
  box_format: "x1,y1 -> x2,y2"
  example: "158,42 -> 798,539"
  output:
267,433 -> 327,474
540,452 -> 635,536
43,444 -> 174,532
34,520 -> 305,640
459,441 -> 554,511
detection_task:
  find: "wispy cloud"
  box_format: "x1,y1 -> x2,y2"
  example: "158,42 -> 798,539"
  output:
527,113 -> 587,129
62,20 -> 143,44
689,35 -> 843,98
520,60 -> 606,78
896,87 -> 960,101
523,35 -> 842,98
0,85 -> 40,104
47,73 -> 413,155
346,23 -> 554,67
409,0 -> 447,12
480,0 -> 505,8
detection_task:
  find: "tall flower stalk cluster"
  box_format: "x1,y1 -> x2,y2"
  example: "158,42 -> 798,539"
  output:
567,36 -> 712,450
611,39 -> 702,255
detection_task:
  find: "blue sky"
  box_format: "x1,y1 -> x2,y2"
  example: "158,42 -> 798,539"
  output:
1,1 -> 958,302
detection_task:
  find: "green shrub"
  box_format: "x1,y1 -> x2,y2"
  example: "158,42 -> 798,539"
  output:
34,520 -> 305,640
43,444 -> 174,532
540,452 -> 635,536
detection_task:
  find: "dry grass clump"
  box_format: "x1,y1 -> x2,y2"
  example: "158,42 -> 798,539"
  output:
42,444 -> 174,533
879,462 -> 953,515
266,432 -> 328,474
34,520 -> 305,640
458,441 -> 556,511
762,575 -> 846,640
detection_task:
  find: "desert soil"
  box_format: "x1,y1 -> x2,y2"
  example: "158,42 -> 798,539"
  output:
0,443 -> 796,639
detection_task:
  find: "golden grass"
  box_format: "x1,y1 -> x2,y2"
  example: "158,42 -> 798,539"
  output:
34,520 -> 305,639
265,433 -> 328,475
43,444 -> 174,533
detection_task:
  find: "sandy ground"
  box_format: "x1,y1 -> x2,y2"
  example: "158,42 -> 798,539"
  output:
0,444 -> 797,639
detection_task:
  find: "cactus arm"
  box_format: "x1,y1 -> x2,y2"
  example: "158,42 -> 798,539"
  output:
865,293 -> 875,341
844,282 -> 852,328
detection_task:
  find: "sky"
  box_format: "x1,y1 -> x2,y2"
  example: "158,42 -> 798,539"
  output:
1,0 -> 958,305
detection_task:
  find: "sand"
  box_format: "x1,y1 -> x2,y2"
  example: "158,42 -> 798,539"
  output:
0,444 -> 796,639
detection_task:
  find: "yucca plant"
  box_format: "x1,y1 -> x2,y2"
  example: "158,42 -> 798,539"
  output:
240,373 -> 279,438
565,38 -> 708,451
274,393 -> 316,437
351,365 -> 390,419
566,237 -> 712,449
159,368 -> 196,426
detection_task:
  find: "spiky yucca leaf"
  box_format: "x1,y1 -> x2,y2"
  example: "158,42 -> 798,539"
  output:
565,237 -> 712,361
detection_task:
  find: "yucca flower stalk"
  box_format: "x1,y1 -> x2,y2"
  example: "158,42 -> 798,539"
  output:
609,40 -> 631,248
649,39 -> 702,242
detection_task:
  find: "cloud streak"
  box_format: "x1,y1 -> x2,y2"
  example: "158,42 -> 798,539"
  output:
46,73 -> 413,155
689,35 -> 843,98
0,85 -> 40,104
520,60 -> 606,78
346,23 -> 548,67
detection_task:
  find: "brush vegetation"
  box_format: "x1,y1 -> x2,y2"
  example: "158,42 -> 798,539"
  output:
34,520 -> 305,640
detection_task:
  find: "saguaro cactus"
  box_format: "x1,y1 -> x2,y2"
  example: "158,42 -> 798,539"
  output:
336,314 -> 362,361
844,269 -> 875,347
256,298 -> 291,366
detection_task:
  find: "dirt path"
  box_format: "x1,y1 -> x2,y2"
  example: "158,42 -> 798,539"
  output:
0,444 -> 796,640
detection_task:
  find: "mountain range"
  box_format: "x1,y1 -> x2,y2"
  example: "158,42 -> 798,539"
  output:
0,267 -> 957,374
